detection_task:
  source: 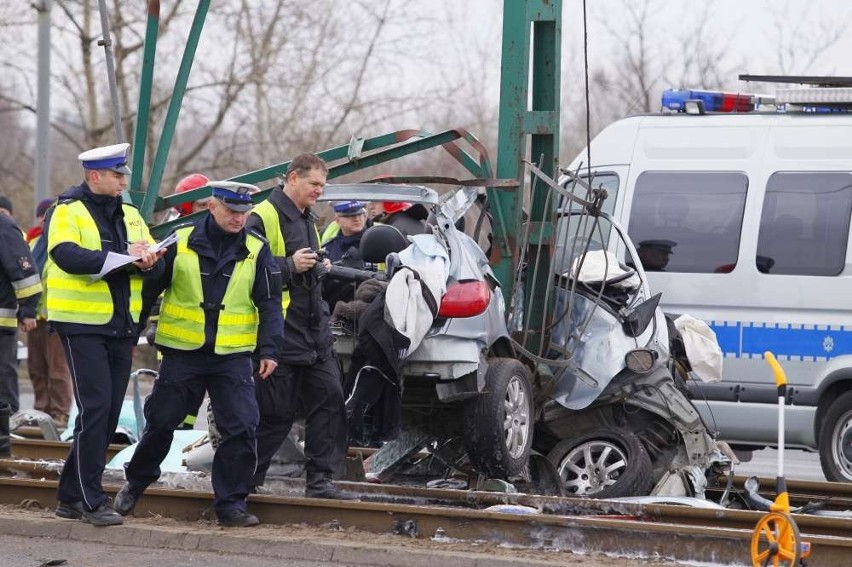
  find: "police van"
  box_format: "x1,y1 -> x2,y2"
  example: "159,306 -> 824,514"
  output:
561,79 -> 852,482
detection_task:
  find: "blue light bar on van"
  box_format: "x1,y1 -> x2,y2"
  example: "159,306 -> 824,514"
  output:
662,89 -> 765,113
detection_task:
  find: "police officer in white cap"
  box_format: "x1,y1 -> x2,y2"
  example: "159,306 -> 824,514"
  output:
114,181 -> 284,527
46,142 -> 164,526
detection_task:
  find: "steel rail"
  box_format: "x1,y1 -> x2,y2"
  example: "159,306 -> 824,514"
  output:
1,477 -> 851,565
7,439 -> 374,463
10,439 -> 124,462
6,446 -> 852,513
4,455 -> 852,516
10,426 -> 55,439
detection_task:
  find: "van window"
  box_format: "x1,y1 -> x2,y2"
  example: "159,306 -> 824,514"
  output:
756,172 -> 852,276
554,173 -> 619,275
558,172 -> 619,216
628,172 -> 748,273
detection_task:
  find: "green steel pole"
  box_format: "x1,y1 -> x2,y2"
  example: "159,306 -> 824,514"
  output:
525,8 -> 561,353
139,0 -> 210,221
494,0 -> 561,351
493,1 -> 528,295
128,0 -> 160,211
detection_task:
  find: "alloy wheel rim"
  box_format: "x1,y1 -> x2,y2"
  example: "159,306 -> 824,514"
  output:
503,375 -> 530,459
558,440 -> 628,495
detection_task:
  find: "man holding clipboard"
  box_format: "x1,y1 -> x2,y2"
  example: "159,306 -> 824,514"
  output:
45,143 -> 164,526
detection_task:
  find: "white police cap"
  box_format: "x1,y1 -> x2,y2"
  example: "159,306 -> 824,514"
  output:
78,142 -> 132,175
208,180 -> 259,212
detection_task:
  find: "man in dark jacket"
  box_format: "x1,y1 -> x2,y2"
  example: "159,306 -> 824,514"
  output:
0,204 -> 41,422
46,143 -> 164,527
248,153 -> 353,499
321,201 -> 369,312
113,181 -> 283,527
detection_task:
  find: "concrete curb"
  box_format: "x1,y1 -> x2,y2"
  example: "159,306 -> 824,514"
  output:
0,514 -> 577,567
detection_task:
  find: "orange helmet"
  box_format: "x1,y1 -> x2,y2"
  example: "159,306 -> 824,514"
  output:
382,201 -> 412,215
174,173 -> 210,216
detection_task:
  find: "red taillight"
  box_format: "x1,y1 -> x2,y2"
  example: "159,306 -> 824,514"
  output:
437,281 -> 490,318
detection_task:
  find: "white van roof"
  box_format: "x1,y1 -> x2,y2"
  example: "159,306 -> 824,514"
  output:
568,112 -> 852,172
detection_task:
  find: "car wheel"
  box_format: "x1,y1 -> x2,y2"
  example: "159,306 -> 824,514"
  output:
818,391 -> 852,482
463,358 -> 533,477
546,427 -> 653,498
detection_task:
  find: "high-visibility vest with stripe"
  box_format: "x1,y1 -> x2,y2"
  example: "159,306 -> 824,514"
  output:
0,274 -> 41,328
45,200 -> 151,324
155,226 -> 261,354
320,221 -> 340,245
253,199 -> 322,317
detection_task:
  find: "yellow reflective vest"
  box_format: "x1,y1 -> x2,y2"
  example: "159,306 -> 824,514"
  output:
45,200 -> 152,324
321,221 -> 340,245
253,200 -> 321,317
155,226 -> 261,354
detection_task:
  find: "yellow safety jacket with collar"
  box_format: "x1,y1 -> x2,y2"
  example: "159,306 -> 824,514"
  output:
253,200 -> 321,317
45,200 -> 151,324
155,226 -> 261,354
320,221 -> 340,245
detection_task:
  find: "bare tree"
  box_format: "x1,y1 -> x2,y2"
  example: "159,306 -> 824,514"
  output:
0,0 -> 457,207
769,0 -> 852,75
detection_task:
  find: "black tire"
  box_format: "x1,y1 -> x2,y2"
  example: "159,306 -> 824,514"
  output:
463,358 -> 534,477
818,390 -> 852,482
546,427 -> 653,498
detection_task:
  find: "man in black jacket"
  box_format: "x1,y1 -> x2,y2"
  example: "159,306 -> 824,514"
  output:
248,153 -> 353,499
113,181 -> 283,527
0,203 -> 41,434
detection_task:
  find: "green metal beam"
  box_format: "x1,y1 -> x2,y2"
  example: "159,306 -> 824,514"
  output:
128,0 -> 160,209
150,128 -> 501,239
139,0 -> 210,222
494,0 -> 562,350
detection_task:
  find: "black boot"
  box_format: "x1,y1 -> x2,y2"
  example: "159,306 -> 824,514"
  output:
0,401 -> 10,458
217,509 -> 260,527
305,472 -> 358,500
114,482 -> 147,516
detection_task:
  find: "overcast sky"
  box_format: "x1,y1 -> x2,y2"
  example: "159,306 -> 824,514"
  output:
413,0 -> 852,98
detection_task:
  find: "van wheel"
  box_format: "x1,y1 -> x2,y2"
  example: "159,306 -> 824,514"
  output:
463,358 -> 533,477
818,391 -> 852,482
546,428 -> 653,498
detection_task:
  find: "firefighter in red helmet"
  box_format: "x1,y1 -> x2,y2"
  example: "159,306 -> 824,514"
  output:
172,173 -> 211,217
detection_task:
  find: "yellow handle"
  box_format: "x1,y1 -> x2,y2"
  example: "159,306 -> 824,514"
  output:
765,351 -> 787,388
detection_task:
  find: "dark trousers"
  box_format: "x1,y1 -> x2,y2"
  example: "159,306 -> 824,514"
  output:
0,332 -> 18,414
57,334 -> 134,511
254,356 -> 347,486
27,320 -> 72,419
125,351 -> 258,514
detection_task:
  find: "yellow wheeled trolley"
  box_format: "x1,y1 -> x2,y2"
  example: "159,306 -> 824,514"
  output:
750,352 -> 812,566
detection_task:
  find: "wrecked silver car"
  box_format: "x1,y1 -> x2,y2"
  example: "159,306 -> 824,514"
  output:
511,167 -> 729,499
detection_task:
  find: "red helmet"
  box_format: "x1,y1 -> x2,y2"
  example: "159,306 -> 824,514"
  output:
382,201 -> 412,215
173,173 -> 210,216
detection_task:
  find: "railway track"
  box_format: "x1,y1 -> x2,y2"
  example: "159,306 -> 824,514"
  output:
10,438 -> 125,461
1,464 -> 851,565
